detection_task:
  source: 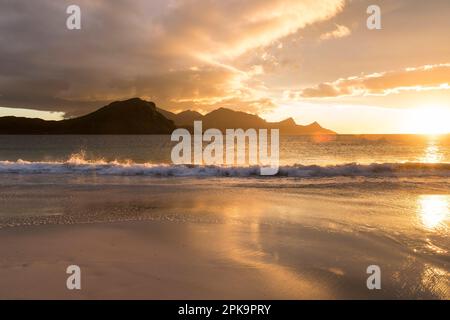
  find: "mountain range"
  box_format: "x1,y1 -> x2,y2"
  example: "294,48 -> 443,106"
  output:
0,98 -> 336,135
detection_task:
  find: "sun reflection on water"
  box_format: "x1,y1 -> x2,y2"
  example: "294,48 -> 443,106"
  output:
420,137 -> 444,163
418,195 -> 449,230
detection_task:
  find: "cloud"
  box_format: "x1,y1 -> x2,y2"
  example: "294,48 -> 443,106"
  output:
319,24 -> 351,40
0,0 -> 345,115
160,0 -> 345,60
300,64 -> 450,98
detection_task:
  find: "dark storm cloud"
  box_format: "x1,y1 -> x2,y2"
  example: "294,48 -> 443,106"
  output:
0,0 -> 344,115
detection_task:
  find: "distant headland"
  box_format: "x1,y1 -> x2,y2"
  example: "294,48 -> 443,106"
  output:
0,98 -> 336,135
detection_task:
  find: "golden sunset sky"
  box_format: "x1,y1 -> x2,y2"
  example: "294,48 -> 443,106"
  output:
0,0 -> 449,133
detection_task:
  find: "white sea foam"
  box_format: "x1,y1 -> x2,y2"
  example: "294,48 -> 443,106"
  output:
0,155 -> 449,178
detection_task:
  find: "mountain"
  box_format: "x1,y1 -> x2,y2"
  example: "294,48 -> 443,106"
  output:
155,107 -> 177,121
182,107 -> 335,135
174,110 -> 204,126
158,106 -> 335,135
0,98 -> 175,134
157,108 -> 203,126
0,98 -> 335,135
272,118 -> 334,135
202,108 -> 267,129
0,117 -> 58,134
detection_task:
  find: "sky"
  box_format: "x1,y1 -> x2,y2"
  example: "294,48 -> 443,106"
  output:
0,0 -> 449,133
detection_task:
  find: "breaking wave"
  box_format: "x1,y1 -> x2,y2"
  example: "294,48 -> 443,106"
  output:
0,154 -> 449,178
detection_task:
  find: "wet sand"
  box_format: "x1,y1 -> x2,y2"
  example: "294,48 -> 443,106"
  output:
0,221 -> 338,299
0,175 -> 448,299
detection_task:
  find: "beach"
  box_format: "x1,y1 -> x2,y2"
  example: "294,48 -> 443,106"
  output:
0,174 -> 448,299
2,0 -> 450,304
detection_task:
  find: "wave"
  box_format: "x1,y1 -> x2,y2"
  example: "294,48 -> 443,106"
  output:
0,156 -> 449,178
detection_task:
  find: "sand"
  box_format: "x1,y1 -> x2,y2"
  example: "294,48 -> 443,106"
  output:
0,175 -> 448,299
0,220 -> 336,299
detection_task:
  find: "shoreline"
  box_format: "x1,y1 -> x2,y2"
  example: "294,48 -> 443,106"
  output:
0,177 -> 448,299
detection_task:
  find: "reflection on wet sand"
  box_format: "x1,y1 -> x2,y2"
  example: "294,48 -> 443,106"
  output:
414,194 -> 449,298
196,190 -> 450,299
0,175 -> 449,299
417,195 -> 449,230
215,201 -> 335,299
420,264 -> 450,299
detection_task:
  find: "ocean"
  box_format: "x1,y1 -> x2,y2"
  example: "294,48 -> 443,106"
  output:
0,134 -> 449,176
0,134 -> 448,299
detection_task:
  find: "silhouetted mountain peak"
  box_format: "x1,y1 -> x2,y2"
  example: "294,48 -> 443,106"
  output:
0,98 -> 175,134
206,107 -> 263,119
210,107 -> 238,115
124,97 -> 148,104
178,110 -> 202,116
0,98 -> 335,135
279,117 -> 297,126
99,98 -> 156,112
307,121 -> 322,128
202,107 -> 266,130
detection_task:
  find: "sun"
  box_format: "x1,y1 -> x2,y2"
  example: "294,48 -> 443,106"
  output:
404,105 -> 450,135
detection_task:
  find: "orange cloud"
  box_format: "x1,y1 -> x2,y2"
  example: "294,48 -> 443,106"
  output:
160,0 -> 346,61
300,64 -> 450,98
0,0 -> 346,115
319,24 -> 351,41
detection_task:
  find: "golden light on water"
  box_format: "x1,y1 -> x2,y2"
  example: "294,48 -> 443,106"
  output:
421,138 -> 444,163
418,195 -> 449,230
